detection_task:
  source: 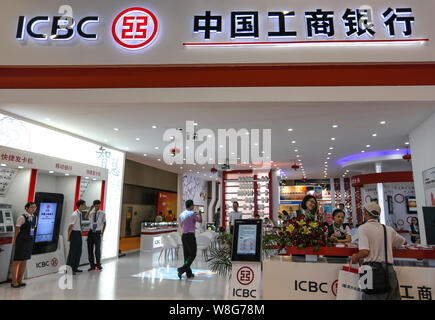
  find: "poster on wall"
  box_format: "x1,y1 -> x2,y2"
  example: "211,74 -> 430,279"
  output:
280,186 -> 307,201
406,196 -> 417,214
387,195 -> 394,215
423,167 -> 435,206
314,186 -> 322,200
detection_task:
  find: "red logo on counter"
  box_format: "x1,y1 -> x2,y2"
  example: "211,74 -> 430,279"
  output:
112,7 -> 159,50
237,266 -> 254,286
331,280 -> 338,296
51,258 -> 58,267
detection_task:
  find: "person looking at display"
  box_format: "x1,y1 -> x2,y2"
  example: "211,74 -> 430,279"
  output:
214,207 -> 221,228
67,199 -> 86,275
177,200 -> 202,279
351,202 -> 406,300
409,217 -> 420,244
228,201 -> 243,234
10,202 -> 37,288
327,209 -> 351,243
155,212 -> 163,223
300,195 -> 321,221
84,200 -> 106,271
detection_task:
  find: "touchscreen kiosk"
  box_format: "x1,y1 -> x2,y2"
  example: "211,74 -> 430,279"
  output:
33,192 -> 64,254
231,219 -> 262,262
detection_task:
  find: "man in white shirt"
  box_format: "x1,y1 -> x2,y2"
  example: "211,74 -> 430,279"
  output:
351,202 -> 406,300
84,200 -> 106,271
228,201 -> 243,234
66,199 -> 86,274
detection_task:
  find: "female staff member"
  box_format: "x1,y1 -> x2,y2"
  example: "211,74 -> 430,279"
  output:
327,209 -> 351,243
409,217 -> 420,244
300,195 -> 321,221
10,202 -> 37,288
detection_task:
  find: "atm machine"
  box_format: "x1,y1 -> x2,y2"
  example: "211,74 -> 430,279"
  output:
0,204 -> 14,282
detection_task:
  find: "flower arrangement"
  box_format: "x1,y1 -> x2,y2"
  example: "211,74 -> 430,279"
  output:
278,216 -> 334,252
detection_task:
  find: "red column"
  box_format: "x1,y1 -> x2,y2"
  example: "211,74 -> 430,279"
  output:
73,176 -> 81,210
100,180 -> 106,211
27,169 -> 38,202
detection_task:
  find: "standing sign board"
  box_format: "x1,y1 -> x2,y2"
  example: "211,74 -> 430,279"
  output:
229,219 -> 262,300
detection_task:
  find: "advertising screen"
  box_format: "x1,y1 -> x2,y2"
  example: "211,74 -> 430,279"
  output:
406,197 -> 417,214
35,202 -> 57,243
231,219 -> 262,262
236,224 -> 257,255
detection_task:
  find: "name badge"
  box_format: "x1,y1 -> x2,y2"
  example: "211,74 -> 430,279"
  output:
93,223 -> 97,231
30,228 -> 35,236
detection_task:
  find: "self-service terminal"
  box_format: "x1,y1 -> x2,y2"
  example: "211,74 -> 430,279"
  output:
0,204 -> 15,282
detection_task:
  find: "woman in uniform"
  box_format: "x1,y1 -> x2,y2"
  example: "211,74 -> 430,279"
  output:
10,202 -> 37,288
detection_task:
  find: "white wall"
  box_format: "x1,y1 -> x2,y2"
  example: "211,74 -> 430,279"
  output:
410,111 -> 435,245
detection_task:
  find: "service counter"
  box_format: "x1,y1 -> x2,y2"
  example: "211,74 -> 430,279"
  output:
140,222 -> 178,252
263,245 -> 435,300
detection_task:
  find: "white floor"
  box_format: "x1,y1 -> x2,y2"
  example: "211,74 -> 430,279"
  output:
0,250 -> 230,300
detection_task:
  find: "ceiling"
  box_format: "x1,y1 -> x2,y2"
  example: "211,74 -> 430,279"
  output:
1,100 -> 434,180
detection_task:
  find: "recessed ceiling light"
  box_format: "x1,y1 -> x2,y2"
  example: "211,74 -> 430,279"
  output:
157,159 -> 161,161
180,167 -> 183,169
331,138 -> 336,141
207,135 -> 212,138
152,125 -> 157,129
372,133 -> 377,137
294,149 -> 299,152
332,124 -> 338,128
189,169 -> 192,172
219,145 -> 223,148
288,128 -> 293,132
380,121 -> 386,125
92,178 -> 96,181
155,147 -> 159,150
49,170 -> 54,173
292,141 -> 296,144
194,123 -> 198,126
18,166 -> 24,169
1,163 -> 7,167
136,137 -> 140,141
396,148 -> 400,151
405,142 -> 410,145
143,154 -> 147,156
324,161 -> 328,164
197,171 -> 200,174
202,166 -> 205,169
326,157 -> 330,160
361,150 -> 365,153
254,143 -> 258,146
329,147 -> 334,150
296,155 -> 300,158
245,132 -> 249,135
65,173 -> 69,176
366,145 -> 371,148
85,177 -> 89,180
328,152 -> 331,155
113,128 -> 119,131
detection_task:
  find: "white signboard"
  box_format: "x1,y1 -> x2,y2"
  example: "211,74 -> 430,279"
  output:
263,257 -> 435,300
229,262 -> 262,300
423,167 -> 435,206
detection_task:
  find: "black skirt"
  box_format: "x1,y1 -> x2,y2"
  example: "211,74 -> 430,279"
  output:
14,234 -> 34,261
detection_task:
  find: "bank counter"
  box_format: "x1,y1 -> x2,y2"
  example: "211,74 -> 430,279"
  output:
263,244 -> 435,300
140,222 -> 178,252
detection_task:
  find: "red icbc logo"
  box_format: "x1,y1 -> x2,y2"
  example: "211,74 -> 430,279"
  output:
236,266 -> 254,286
112,7 -> 158,50
51,258 -> 58,267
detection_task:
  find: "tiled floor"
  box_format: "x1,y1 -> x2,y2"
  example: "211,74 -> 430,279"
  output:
0,250 -> 230,300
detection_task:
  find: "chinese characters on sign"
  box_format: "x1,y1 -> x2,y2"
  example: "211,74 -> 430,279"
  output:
86,169 -> 101,177
55,163 -> 72,171
1,153 -> 33,164
400,285 -> 432,300
192,7 -> 415,40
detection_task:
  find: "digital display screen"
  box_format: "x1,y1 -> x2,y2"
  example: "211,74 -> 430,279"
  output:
35,202 -> 57,243
237,224 -> 257,255
407,197 -> 417,213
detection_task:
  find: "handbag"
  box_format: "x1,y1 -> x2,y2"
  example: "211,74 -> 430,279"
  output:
336,262 -> 362,300
360,224 -> 390,294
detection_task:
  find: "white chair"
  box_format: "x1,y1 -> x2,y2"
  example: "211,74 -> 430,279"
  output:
158,234 -> 178,261
196,234 -> 212,260
169,232 -> 183,258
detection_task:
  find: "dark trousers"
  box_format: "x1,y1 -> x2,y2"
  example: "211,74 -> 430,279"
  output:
178,233 -> 197,277
87,231 -> 101,268
362,265 -> 401,300
67,231 -> 82,272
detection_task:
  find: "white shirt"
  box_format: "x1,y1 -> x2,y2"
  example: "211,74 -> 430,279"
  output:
358,220 -> 406,264
15,212 -> 35,227
89,210 -> 106,231
69,210 -> 82,231
228,211 -> 243,226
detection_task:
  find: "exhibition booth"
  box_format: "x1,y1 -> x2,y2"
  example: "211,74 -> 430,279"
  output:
0,113 -> 125,282
0,144 -> 108,280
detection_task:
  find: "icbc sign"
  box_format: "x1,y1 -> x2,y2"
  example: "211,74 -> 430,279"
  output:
112,7 -> 158,50
237,266 -> 254,286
